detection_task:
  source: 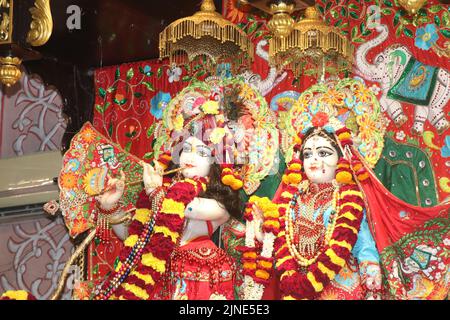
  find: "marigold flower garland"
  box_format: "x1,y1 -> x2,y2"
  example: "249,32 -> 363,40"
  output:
95,177 -> 206,300
240,196 -> 279,300
274,159 -> 365,300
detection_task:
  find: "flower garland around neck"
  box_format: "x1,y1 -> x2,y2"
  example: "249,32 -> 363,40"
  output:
273,156 -> 365,300
95,177 -> 207,300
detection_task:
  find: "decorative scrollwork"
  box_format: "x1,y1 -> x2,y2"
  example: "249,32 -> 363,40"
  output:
26,0 -> 53,46
0,0 -> 12,43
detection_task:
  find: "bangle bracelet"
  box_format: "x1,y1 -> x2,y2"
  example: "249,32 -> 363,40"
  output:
96,201 -> 121,215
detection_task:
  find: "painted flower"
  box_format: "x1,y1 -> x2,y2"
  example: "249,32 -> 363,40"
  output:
209,128 -> 226,144
173,114 -> 184,131
151,91 -> 171,119
396,130 -> 406,141
322,89 -> 345,106
239,84 -> 255,101
201,100 -> 220,115
369,84 -> 381,95
415,24 -> 439,51
441,136 -> 450,158
167,65 -> 182,83
357,114 -> 377,142
311,112 -> 329,127
354,86 -> 372,103
443,238 -> 450,246
143,65 -> 152,76
81,127 -> 96,143
60,172 -> 77,189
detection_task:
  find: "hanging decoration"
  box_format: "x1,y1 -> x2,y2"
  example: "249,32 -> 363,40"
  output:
159,0 -> 254,73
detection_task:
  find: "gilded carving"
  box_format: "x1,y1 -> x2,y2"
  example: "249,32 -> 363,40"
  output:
0,0 -> 12,43
26,0 -> 53,46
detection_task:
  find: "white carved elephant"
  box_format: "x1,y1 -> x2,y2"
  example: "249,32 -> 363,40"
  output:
355,24 -> 449,135
239,39 -> 287,97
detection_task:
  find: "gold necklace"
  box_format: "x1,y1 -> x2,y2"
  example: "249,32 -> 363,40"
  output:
285,185 -> 340,267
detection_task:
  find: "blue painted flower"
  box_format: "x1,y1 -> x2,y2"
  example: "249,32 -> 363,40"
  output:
415,24 -> 439,51
216,63 -> 232,79
143,65 -> 151,76
441,135 -> 450,158
150,91 -> 171,119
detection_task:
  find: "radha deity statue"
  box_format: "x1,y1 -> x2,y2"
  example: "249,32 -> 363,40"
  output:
90,78 -> 279,300
240,79 -> 449,300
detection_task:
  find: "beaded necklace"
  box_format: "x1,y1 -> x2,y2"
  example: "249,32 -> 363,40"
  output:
286,184 -> 339,267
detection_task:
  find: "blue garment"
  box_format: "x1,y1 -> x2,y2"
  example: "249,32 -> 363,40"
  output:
303,205 -> 380,264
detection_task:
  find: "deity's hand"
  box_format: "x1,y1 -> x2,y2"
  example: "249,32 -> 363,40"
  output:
141,161 -> 163,195
96,171 -> 126,210
252,204 -> 265,242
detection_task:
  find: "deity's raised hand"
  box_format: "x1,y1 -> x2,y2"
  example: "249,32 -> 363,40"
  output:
141,160 -> 163,195
252,203 -> 265,242
96,170 -> 126,210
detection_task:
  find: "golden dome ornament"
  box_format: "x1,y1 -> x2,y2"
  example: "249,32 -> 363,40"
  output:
159,0 -> 254,73
0,56 -> 22,87
267,2 -> 295,38
269,6 -> 353,81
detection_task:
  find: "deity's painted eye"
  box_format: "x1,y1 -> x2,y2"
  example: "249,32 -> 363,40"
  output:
182,143 -> 193,153
318,150 -> 333,157
197,146 -> 212,158
303,151 -> 313,159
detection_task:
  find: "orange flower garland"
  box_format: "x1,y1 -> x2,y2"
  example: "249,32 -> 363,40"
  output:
273,158 -> 365,300
95,177 -> 206,300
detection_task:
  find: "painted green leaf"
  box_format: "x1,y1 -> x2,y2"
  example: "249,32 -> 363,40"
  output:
428,5 -> 443,14
113,98 -> 127,106
254,30 -> 264,38
103,101 -> 111,111
440,29 -> 450,38
107,85 -> 117,93
143,152 -> 154,160
157,67 -> 163,79
340,7 -> 347,17
108,122 -> 113,137
395,24 -> 404,38
125,141 -> 132,152
403,28 -> 413,38
362,29 -> 372,36
115,68 -> 120,80
353,38 -> 365,43
350,11 -> 359,19
134,92 -> 143,98
351,26 -> 358,39
360,22 -> 366,34
349,4 -> 359,10
147,123 -> 156,138
139,66 -> 144,74
381,8 -> 393,15
325,1 -> 332,11
330,10 -> 339,19
184,64 -> 191,73
98,87 -> 106,98
334,20 -> 342,27
95,104 -> 104,114
418,8 -> 427,17
442,11 -> 450,27
126,68 -> 134,81
317,5 -> 324,15
394,10 -> 402,27
434,16 -> 440,27
182,75 -> 191,82
383,0 -> 393,7
418,17 -> 431,25
143,81 -> 155,91
247,21 -> 258,34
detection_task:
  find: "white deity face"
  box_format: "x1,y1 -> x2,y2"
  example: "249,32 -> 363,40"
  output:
179,136 -> 213,179
302,135 -> 339,184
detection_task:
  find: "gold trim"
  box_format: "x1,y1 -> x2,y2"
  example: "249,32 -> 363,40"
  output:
26,0 -> 53,46
0,0 -> 13,44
